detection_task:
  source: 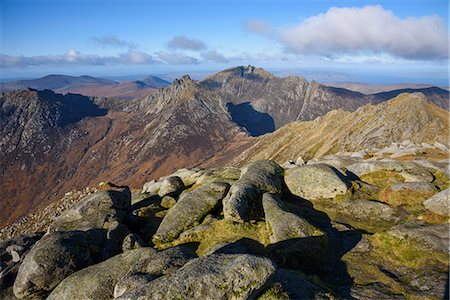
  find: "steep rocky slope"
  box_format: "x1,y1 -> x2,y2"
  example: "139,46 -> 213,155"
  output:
200,66 -> 371,133
1,67 -> 448,229
0,78 -> 247,227
1,156 -> 448,299
232,93 -> 449,166
200,66 -> 448,136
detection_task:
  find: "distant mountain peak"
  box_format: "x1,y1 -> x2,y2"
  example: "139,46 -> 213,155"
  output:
220,65 -> 274,79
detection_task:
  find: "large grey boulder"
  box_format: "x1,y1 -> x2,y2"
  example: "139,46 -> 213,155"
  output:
223,182 -> 262,222
223,160 -> 283,222
0,233 -> 43,297
48,246 -> 195,300
285,164 -> 349,200
262,193 -> 319,243
113,246 -> 197,297
158,176 -> 184,197
48,188 -> 131,232
142,180 -> 162,195
117,254 -> 276,300
240,160 -> 284,193
423,189 -> 450,216
13,231 -> 93,299
153,182 -> 229,244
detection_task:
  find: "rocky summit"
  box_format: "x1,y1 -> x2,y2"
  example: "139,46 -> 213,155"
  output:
1,146 -> 448,299
0,66 -> 449,300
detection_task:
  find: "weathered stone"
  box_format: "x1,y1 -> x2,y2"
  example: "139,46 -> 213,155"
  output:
285,164 -> 349,199
47,247 -> 155,300
48,245 -> 196,300
223,160 -> 284,222
423,189 -> 450,216
347,161 -> 434,183
113,246 -> 197,297
295,156 -> 305,166
333,199 -> 400,232
153,182 -> 229,244
223,182 -> 262,222
117,254 -> 276,300
162,168 -> 204,186
158,176 -> 184,197
387,222 -> 449,252
13,231 -> 93,299
160,196 -> 176,209
142,180 -> 162,195
48,188 -> 131,232
262,193 -> 319,243
239,160 -> 284,194
307,155 -> 358,169
0,233 -> 43,294
122,233 -> 145,252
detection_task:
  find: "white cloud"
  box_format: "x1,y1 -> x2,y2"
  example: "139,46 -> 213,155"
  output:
201,50 -> 229,63
167,35 -> 206,51
156,51 -> 199,65
90,34 -> 137,49
247,5 -> 449,61
0,50 -> 156,68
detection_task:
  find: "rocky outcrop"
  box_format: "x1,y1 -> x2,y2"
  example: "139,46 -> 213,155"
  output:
284,164 -> 350,199
423,189 -> 449,216
116,254 -> 276,300
48,245 -> 196,300
1,155 -> 449,300
48,188 -> 131,232
223,160 -> 283,222
13,231 -> 93,299
153,182 -> 229,244
262,193 -> 319,243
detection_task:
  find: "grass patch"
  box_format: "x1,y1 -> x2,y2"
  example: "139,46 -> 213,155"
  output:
432,170 -> 450,191
258,283 -> 289,300
378,187 -> 436,211
370,233 -> 448,270
155,219 -> 270,256
360,171 -> 404,189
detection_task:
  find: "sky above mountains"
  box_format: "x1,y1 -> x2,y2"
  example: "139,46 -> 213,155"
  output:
1,0 -> 448,84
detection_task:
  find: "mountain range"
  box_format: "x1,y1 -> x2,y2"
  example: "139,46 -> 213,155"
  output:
0,74 -> 170,100
0,66 -> 449,226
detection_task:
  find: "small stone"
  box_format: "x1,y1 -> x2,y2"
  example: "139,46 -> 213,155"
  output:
160,196 -> 177,209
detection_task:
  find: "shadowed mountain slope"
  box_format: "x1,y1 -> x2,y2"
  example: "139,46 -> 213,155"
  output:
231,92 -> 449,166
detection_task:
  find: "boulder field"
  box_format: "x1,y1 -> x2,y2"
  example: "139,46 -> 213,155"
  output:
0,154 -> 449,299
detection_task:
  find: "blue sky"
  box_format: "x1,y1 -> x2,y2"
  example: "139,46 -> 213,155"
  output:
1,0 -> 448,84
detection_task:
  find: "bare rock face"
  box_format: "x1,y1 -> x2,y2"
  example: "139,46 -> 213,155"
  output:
152,182 -> 229,244
13,231 -> 93,299
423,189 -> 450,216
262,193 -> 319,243
157,176 -> 184,197
48,188 -> 131,232
223,160 -> 284,222
116,254 -> 276,300
47,245 -> 195,300
285,164 -> 350,200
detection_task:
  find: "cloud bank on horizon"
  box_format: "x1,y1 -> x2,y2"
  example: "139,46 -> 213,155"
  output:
1,5 -> 448,69
248,5 -> 448,61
